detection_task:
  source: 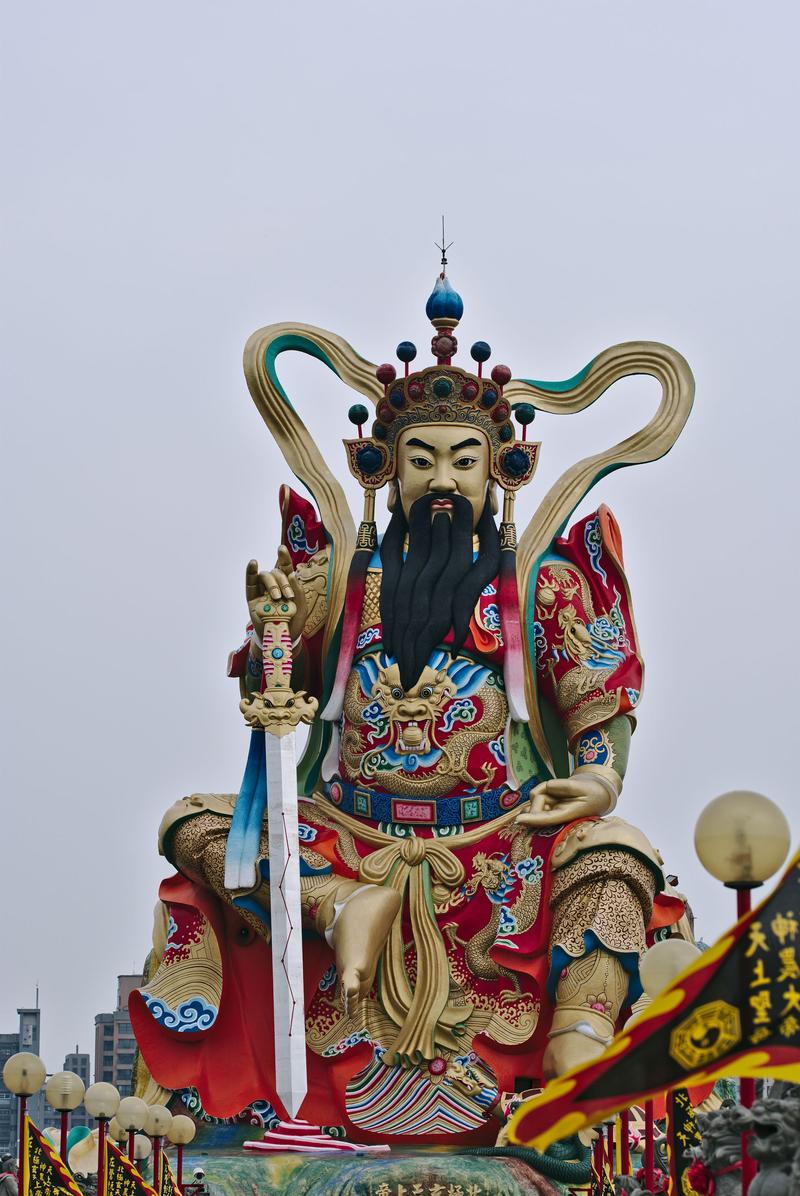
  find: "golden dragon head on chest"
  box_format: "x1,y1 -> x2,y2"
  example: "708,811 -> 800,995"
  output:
371,663 -> 453,755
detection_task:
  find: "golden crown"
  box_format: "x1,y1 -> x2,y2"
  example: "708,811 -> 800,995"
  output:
344,274 -> 539,492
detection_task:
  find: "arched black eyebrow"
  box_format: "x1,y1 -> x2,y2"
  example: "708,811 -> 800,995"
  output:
451,437 -> 481,451
406,437 -> 436,451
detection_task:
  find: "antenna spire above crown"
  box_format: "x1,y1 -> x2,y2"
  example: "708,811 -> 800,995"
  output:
434,214 -> 453,278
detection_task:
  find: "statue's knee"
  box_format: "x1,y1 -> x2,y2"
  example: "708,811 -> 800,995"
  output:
167,811 -> 231,887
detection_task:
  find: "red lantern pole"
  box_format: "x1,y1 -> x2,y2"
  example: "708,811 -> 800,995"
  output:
735,887 -> 757,1195
593,1135 -> 605,1196
96,1118 -> 107,1196
644,1099 -> 655,1192
176,1145 -> 184,1191
606,1119 -> 615,1178
620,1109 -> 631,1174
128,1130 -> 135,1162
152,1136 -> 162,1190
17,1096 -> 27,1196
59,1110 -> 69,1163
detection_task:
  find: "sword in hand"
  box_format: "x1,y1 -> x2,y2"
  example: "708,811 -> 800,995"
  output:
238,582 -> 318,1120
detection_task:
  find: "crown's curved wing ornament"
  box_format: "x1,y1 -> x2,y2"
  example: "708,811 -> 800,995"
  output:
243,322 -> 380,654
508,342 -> 694,766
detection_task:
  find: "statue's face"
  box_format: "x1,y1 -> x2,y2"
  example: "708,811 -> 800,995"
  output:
395,423 -> 490,529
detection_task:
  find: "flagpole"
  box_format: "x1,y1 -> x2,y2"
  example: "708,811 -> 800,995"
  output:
644,1099 -> 655,1192
605,1118 -> 614,1180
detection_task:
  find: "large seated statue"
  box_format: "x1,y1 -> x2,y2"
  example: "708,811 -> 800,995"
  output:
130,271 -> 695,1148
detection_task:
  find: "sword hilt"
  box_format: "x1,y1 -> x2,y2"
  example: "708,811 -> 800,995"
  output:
239,596 -> 318,737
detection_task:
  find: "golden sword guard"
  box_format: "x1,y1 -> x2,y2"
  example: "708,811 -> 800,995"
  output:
239,596 -> 318,735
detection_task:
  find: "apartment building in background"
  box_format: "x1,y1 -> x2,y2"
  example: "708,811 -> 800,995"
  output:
94,975 -> 142,1096
0,1008 -> 45,1153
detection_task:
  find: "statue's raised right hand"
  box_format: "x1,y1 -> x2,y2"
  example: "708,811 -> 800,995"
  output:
246,547 -> 308,641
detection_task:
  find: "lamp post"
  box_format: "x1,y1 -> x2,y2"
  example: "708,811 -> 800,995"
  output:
694,790 -> 791,1196
2,1052 -> 47,1196
45,1071 -> 86,1161
144,1105 -> 172,1189
116,1097 -> 149,1163
166,1115 -> 196,1189
84,1082 -> 120,1196
639,939 -> 703,1193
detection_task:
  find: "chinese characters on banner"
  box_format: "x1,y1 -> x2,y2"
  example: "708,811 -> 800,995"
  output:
508,849 -> 800,1151
104,1141 -> 157,1196
745,909 -> 800,1044
665,1088 -> 701,1196
21,1117 -> 83,1196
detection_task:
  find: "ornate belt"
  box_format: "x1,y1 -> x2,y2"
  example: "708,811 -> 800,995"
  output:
324,775 -> 538,827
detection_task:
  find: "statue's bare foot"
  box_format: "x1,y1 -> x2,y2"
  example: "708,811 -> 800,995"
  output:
332,885 -> 401,1015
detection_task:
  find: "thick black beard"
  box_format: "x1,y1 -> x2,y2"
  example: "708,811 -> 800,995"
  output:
379,492 -> 501,691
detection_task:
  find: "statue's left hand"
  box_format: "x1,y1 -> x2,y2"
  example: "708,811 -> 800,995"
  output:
515,775 -> 616,827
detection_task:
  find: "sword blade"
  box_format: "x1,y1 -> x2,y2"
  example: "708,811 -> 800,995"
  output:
265,731 -> 307,1118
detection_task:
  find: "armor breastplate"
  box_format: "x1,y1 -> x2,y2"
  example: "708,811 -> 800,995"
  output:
336,570 -> 510,801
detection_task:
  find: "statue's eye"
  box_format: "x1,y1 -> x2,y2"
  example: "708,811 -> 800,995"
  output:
409,456 -> 433,469
454,456 -> 478,469
391,686 -> 404,699
420,686 -> 433,699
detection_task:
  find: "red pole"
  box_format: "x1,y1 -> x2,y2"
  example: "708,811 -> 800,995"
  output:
153,1136 -> 162,1190
620,1109 -> 631,1174
606,1119 -> 615,1177
593,1135 -> 605,1196
59,1110 -> 69,1162
128,1130 -> 135,1161
735,886 -> 757,1195
644,1099 -> 655,1192
96,1118 -> 107,1196
18,1095 -> 27,1196
667,1090 -> 678,1196
176,1145 -> 183,1191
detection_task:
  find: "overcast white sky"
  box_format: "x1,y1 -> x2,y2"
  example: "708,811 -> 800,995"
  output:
2,0 -> 798,1075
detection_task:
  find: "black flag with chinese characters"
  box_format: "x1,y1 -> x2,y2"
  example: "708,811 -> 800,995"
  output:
666,1088 -> 702,1196
103,1141 -> 157,1196
509,848 -> 800,1151
22,1117 -> 83,1196
159,1156 -> 180,1196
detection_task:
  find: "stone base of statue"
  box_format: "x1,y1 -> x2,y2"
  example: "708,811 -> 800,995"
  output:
181,1147 -> 571,1196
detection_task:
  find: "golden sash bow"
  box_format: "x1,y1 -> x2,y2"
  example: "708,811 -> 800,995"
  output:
312,798 -> 524,1065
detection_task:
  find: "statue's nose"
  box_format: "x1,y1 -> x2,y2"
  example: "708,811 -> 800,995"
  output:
399,700 -> 428,718
429,462 -> 457,492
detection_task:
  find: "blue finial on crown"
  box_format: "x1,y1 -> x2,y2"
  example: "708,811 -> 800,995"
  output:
425,274 -> 464,327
